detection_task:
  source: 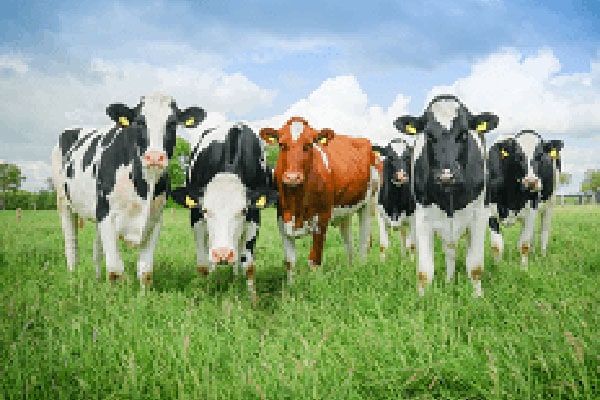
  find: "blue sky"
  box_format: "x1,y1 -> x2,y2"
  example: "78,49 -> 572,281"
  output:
1,0 -> 599,193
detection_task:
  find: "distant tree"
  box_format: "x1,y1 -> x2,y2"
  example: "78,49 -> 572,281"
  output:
581,169 -> 600,193
265,143 -> 280,168
559,172 -> 572,187
0,163 -> 26,209
168,136 -> 191,190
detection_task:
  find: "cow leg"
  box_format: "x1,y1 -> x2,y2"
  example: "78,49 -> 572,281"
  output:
241,217 -> 259,303
377,206 -> 389,262
407,214 -> 416,262
415,207 -> 434,296
59,208 -> 79,271
93,228 -> 104,280
193,220 -> 209,276
277,217 -> 296,284
518,208 -> 536,266
489,216 -> 504,264
339,215 -> 354,266
137,217 -> 164,288
466,214 -> 486,298
357,204 -> 371,262
540,203 -> 553,257
444,240 -> 456,283
98,219 -> 124,280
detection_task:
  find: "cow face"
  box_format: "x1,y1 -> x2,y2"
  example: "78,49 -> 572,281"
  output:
260,117 -> 334,187
512,131 -> 563,193
488,137 -> 528,194
106,93 -> 205,175
395,95 -> 498,189
200,174 -> 248,264
383,139 -> 413,186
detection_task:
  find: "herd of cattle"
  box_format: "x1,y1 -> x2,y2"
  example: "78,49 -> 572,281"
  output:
51,93 -> 563,302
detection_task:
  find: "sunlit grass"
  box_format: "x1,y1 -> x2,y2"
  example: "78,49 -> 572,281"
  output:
0,205 -> 598,399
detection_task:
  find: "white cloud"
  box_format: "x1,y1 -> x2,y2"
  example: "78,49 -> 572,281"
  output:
249,75 -> 411,145
426,48 -> 600,136
15,160 -> 53,192
0,53 -> 29,74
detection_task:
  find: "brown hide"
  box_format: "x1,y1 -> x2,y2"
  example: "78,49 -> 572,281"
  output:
260,117 -> 375,265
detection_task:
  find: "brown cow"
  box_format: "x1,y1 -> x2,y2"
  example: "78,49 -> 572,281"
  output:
259,117 -> 379,283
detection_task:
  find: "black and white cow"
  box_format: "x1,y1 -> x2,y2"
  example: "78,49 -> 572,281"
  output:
51,93 -> 205,286
373,139 -> 416,262
395,94 -> 499,297
487,130 -> 563,265
171,122 -> 277,303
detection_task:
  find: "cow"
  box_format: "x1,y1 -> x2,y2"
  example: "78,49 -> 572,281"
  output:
51,93 -> 206,287
487,130 -> 563,265
373,138 -> 416,262
170,123 -> 277,303
395,94 -> 499,297
259,117 -> 379,283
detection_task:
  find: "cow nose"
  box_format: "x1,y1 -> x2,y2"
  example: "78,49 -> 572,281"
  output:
211,247 -> 235,264
144,151 -> 167,168
440,169 -> 454,184
283,171 -> 304,185
522,176 -> 539,191
395,170 -> 407,184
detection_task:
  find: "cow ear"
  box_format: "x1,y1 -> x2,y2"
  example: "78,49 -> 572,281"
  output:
106,103 -> 135,127
394,116 -> 422,135
170,187 -> 188,207
178,107 -> 206,128
260,128 -> 279,145
372,145 -> 387,158
543,139 -> 564,159
471,112 -> 499,134
316,128 -> 335,145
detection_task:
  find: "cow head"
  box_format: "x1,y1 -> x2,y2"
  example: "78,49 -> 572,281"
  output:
494,130 -> 563,195
395,95 -> 499,189
377,139 -> 413,187
106,93 -> 205,176
171,173 -> 276,265
259,117 -> 334,187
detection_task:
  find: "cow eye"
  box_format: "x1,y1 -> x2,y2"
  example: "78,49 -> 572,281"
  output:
303,143 -> 312,151
279,143 -> 288,151
239,207 -> 247,217
135,117 -> 146,126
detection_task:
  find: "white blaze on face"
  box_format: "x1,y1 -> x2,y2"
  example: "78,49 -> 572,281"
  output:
430,99 -> 460,130
290,121 -> 304,140
140,92 -> 176,153
516,132 -> 541,179
390,141 -> 408,158
202,173 -> 247,257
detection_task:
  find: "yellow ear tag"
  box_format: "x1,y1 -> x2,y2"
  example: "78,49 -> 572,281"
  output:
501,149 -> 509,159
374,151 -> 380,157
549,149 -> 558,159
256,195 -> 266,208
185,195 -> 197,208
118,116 -> 129,127
184,117 -> 195,127
405,124 -> 417,135
319,137 -> 327,144
476,121 -> 488,132
268,136 -> 277,144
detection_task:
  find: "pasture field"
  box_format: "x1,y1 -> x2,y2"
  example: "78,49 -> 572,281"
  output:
1,206 -> 599,399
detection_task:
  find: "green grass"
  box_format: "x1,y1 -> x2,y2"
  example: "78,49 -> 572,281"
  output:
1,205 -> 599,399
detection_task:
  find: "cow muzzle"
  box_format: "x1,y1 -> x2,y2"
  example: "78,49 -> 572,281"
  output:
282,171 -> 304,186
522,176 -> 541,191
392,170 -> 408,186
143,150 -> 167,169
211,247 -> 235,264
438,169 -> 455,185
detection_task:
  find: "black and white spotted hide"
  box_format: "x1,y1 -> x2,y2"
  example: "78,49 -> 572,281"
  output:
487,130 -> 563,265
51,92 -> 205,286
170,122 -> 277,303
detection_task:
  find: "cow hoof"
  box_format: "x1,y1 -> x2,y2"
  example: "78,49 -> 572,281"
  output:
140,272 -> 153,286
197,266 -> 209,276
108,272 -> 123,282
